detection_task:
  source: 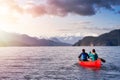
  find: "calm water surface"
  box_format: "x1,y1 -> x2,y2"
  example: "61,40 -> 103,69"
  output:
0,47 -> 120,80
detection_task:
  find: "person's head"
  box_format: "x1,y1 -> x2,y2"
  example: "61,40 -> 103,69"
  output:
92,49 -> 96,53
82,49 -> 85,53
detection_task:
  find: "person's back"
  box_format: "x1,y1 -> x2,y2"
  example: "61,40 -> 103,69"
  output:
89,49 -> 98,61
78,49 -> 89,61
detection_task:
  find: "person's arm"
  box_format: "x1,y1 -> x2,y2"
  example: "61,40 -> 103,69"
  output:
78,53 -> 82,58
87,53 -> 90,58
78,53 -> 82,61
96,54 -> 98,59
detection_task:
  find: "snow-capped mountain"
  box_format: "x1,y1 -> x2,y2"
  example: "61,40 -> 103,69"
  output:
50,36 -> 83,44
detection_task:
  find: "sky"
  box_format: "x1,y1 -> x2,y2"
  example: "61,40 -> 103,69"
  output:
0,0 -> 120,38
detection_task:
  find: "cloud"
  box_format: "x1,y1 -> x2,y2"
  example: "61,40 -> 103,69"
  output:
72,21 -> 92,25
56,24 -> 120,34
2,0 -> 120,17
57,29 -> 71,31
0,0 -> 23,13
27,5 -> 46,17
25,0 -> 120,17
77,26 -> 114,30
0,0 -> 24,24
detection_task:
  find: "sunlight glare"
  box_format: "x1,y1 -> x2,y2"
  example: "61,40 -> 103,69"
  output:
0,4 -> 10,15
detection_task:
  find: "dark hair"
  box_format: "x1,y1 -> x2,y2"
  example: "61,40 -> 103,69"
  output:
92,49 -> 96,53
82,49 -> 85,52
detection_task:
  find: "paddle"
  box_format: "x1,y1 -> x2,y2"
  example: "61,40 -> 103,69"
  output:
99,58 -> 106,63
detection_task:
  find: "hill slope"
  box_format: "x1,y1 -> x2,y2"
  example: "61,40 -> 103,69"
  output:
0,31 -> 71,46
73,29 -> 120,46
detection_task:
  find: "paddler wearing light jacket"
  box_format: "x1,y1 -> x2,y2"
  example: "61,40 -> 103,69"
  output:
88,49 -> 99,61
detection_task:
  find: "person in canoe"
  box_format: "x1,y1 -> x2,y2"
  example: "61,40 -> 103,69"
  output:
89,49 -> 98,61
78,49 -> 89,61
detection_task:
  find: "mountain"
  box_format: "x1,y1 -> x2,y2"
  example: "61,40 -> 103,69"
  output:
49,37 -> 71,46
0,31 -> 71,46
49,37 -> 62,43
73,29 -> 120,46
50,36 -> 82,44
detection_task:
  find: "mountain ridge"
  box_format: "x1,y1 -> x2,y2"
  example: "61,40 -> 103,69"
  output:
49,36 -> 82,44
0,31 -> 71,46
73,29 -> 120,46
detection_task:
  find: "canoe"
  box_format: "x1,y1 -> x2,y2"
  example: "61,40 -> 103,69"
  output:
79,59 -> 101,68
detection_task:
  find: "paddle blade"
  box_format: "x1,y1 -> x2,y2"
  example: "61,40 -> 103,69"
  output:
100,58 -> 106,63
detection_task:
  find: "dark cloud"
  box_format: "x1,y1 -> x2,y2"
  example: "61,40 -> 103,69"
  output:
26,0 -> 120,17
46,0 -> 96,16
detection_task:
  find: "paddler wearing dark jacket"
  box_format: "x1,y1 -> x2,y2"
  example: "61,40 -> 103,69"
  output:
78,49 -> 89,61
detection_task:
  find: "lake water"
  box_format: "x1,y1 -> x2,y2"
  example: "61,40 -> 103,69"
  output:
0,47 -> 120,80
